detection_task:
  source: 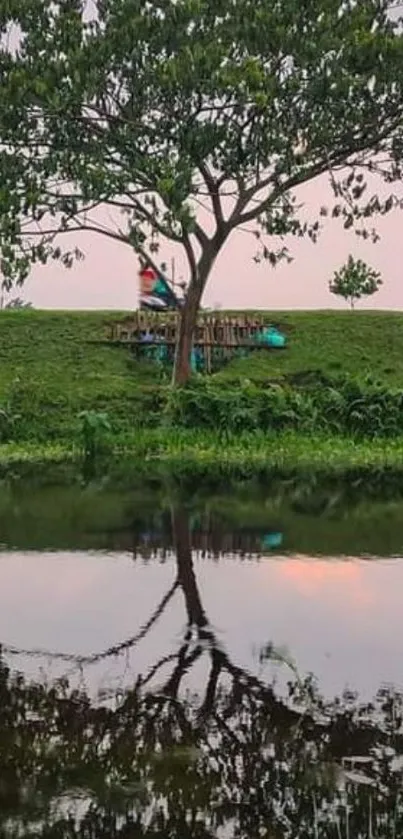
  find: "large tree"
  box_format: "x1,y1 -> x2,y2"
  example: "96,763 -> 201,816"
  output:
2,0 -> 403,383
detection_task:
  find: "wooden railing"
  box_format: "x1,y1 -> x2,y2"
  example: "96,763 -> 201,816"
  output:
108,311 -> 271,346
106,312 -> 286,372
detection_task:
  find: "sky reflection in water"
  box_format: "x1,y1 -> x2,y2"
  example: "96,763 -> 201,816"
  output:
2,488 -> 403,837
1,549 -> 402,699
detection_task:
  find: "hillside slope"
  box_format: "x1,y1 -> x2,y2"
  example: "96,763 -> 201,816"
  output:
216,310 -> 403,385
0,309 -> 402,441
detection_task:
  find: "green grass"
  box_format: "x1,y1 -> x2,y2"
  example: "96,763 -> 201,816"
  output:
1,309 -> 403,447
0,309 -> 157,397
1,430 -> 403,478
0,309 -> 163,441
217,310 -> 403,385
1,309 -> 403,392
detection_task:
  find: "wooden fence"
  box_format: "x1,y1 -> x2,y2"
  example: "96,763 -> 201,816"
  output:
108,311 -> 272,345
107,312 -> 285,371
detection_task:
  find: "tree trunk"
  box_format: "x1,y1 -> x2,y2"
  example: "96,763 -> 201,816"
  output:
172,275 -> 204,385
172,235 -> 225,386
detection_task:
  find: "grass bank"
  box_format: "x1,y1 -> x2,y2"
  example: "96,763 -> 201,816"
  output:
1,431 -> 403,479
1,309 -> 403,459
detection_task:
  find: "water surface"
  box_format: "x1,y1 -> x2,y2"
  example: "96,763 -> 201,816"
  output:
1,476 -> 403,836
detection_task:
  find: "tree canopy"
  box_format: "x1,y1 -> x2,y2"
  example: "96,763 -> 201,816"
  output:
2,0 -> 403,380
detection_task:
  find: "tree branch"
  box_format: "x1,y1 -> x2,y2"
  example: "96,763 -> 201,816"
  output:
232,116 -> 403,229
22,217 -> 175,287
21,222 -> 132,246
123,192 -> 183,242
235,161 -> 331,227
198,162 -> 225,232
182,232 -> 198,278
192,219 -> 210,249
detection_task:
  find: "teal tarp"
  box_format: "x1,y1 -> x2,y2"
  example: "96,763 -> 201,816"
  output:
255,327 -> 286,348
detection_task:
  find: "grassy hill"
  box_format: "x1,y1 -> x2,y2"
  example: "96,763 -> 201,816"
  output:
217,310 -> 403,385
0,309 -> 403,443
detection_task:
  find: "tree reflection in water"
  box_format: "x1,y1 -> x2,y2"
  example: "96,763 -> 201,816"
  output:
1,508 -> 403,838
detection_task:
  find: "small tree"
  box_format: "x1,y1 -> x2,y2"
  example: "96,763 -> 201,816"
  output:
329,256 -> 382,310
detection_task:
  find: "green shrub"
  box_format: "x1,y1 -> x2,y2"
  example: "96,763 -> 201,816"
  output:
77,411 -> 112,459
165,377 -> 403,439
0,401 -> 21,443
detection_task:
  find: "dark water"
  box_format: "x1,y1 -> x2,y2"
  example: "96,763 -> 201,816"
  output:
1,475 -> 403,836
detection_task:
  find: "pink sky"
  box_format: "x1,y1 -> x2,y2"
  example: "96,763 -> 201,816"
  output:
22,173 -> 403,311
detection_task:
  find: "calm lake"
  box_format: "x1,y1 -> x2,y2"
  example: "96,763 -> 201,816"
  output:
1,472 -> 403,836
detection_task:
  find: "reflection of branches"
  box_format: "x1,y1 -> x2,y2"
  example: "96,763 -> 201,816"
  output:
2,646 -> 403,839
199,650 -> 222,719
163,508 -> 301,727
140,653 -> 179,688
2,578 -> 179,665
0,504 -> 318,737
2,505 -> 403,838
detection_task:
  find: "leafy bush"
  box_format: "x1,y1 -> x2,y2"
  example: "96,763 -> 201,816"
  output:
2,370 -> 403,445
0,401 -> 21,442
78,411 -> 112,459
165,377 -> 403,439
